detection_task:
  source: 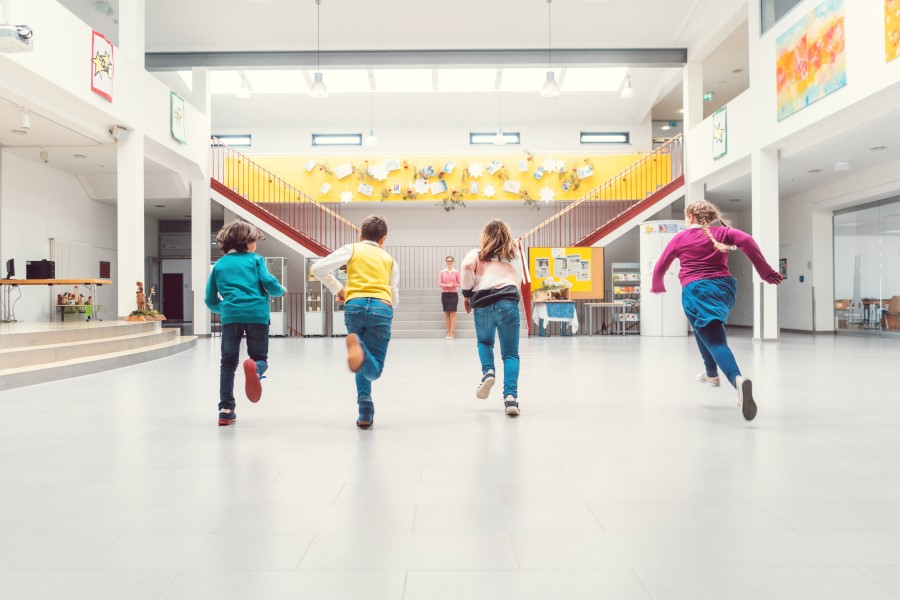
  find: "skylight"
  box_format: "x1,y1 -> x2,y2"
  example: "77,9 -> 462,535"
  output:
372,69 -> 434,93
244,70 -> 308,94
499,68 -> 560,92
437,68 -> 497,92
312,70 -> 371,93
562,67 -> 628,92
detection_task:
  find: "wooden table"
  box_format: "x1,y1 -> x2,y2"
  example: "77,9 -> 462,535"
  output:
0,279 -> 112,322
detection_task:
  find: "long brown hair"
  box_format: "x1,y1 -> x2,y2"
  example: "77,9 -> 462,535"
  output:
478,220 -> 518,262
686,200 -> 734,253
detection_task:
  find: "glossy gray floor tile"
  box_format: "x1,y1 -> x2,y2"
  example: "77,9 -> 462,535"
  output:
0,332 -> 898,599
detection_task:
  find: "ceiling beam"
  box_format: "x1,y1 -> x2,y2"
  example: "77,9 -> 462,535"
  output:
145,48 -> 687,71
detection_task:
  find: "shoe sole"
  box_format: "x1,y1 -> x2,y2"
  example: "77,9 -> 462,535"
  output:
476,376 -> 495,399
244,359 -> 262,403
505,405 -> 520,417
218,418 -> 236,426
356,420 -> 373,429
696,374 -> 720,387
739,378 -> 757,421
346,334 -> 364,373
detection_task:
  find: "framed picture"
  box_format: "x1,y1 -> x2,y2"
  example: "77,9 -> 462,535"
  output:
170,91 -> 186,144
90,31 -> 114,102
99,261 -> 111,279
712,107 -> 727,160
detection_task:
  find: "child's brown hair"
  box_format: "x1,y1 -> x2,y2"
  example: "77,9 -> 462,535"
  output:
216,220 -> 266,253
685,200 -> 734,253
478,219 -> 518,262
360,215 -> 388,242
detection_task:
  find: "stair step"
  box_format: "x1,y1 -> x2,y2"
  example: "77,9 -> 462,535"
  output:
0,321 -> 161,350
0,335 -> 198,391
0,329 -> 180,369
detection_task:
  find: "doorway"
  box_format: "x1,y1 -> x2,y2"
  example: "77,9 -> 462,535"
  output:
162,273 -> 184,321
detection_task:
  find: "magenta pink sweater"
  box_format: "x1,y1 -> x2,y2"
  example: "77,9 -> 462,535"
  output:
439,269 -> 460,292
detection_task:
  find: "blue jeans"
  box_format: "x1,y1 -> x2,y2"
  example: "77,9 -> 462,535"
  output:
694,320 -> 741,388
344,298 -> 393,403
220,322 -> 269,409
474,299 -> 520,398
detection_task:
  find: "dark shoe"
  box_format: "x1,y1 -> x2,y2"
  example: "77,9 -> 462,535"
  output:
346,334 -> 364,373
735,376 -> 757,421
475,371 -> 496,399
357,401 -> 374,428
244,359 -> 262,403
218,409 -> 236,426
504,396 -> 520,417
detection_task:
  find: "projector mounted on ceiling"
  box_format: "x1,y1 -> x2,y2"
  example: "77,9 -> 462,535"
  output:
0,0 -> 33,53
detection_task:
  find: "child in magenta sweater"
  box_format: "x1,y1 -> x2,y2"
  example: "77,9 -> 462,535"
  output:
650,200 -> 782,421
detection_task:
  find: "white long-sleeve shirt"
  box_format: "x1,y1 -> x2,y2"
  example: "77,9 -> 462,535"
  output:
310,241 -> 400,307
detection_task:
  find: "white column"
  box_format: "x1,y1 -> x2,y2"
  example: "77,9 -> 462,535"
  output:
682,62 -> 705,204
751,147 -> 780,340
118,0 -> 146,69
191,180 -> 211,335
191,67 -> 211,115
117,130 -> 145,318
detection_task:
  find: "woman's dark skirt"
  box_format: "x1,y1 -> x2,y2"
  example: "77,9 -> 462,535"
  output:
441,291 -> 459,312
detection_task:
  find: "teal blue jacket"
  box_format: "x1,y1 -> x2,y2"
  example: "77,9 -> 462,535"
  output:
205,252 -> 286,325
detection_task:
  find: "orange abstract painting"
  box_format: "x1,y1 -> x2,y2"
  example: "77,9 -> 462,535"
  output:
887,0 -> 900,62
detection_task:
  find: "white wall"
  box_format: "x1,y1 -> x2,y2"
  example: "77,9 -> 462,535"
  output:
0,151 -> 118,322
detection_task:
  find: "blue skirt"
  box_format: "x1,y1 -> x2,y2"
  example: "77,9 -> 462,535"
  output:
681,276 -> 737,330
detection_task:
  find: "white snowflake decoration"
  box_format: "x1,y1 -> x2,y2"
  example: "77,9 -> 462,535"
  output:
555,160 -> 567,173
468,162 -> 485,178
414,178 -> 429,194
542,157 -> 557,173
340,191 -> 353,204
369,164 -> 389,182
483,184 -> 496,198
540,186 -> 556,204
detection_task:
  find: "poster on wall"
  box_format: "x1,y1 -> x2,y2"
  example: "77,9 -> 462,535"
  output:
886,0 -> 900,61
712,107 -> 727,160
170,92 -> 186,144
90,31 -> 114,102
775,0 -> 846,121
535,258 -> 550,278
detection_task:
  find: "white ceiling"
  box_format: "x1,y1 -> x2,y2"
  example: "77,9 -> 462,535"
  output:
56,0 -> 120,45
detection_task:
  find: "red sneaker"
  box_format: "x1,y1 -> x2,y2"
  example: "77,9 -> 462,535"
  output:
243,358 -> 262,403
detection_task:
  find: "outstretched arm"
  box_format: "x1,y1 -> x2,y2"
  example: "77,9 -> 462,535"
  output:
725,228 -> 783,284
311,244 -> 353,297
650,238 -> 679,293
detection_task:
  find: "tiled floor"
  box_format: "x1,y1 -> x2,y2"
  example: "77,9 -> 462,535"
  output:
1,331 -> 899,599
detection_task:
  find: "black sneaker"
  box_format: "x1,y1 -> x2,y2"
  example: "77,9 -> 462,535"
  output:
504,396 -> 520,417
218,409 -> 236,426
476,371 -> 495,399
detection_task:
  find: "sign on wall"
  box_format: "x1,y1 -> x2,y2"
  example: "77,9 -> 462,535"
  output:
775,0 -> 846,121
90,31 -> 114,102
170,91 -> 186,144
712,107 -> 727,160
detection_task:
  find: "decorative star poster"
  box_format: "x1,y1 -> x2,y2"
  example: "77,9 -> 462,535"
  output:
340,190 -> 353,204
712,107 -> 727,160
90,31 -> 114,102
170,92 -> 186,144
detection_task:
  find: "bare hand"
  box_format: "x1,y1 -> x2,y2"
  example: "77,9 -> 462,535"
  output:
764,272 -> 784,285
464,298 -> 472,313
336,289 -> 346,302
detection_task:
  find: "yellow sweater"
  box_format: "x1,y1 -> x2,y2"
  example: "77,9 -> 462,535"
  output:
345,242 -> 394,303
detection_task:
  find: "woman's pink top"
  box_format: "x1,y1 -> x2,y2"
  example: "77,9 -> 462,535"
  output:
439,269 -> 460,292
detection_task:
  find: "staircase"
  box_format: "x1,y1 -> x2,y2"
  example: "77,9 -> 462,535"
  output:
392,290 -> 529,339
0,321 -> 196,391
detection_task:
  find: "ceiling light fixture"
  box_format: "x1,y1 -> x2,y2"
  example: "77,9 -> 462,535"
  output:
73,154 -> 87,159
94,1 -> 114,16
871,145 -> 888,152
39,148 -> 48,164
11,107 -> 30,134
309,0 -> 328,99
808,168 -> 822,174
541,0 -> 561,97
237,73 -> 252,99
834,161 -> 850,172
621,74 -> 634,99
365,93 -> 378,146
494,94 -> 507,146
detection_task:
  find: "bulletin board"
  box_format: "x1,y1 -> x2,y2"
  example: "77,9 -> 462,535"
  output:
528,247 -> 605,300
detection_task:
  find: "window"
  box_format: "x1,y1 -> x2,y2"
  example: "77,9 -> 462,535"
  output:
580,132 -> 630,145
761,0 -> 804,34
469,132 -> 521,145
311,133 -> 363,146
212,134 -> 252,147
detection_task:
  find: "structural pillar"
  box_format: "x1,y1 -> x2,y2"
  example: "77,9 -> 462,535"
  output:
751,147 -> 780,341
117,0 -> 146,69
191,180 -> 212,335
191,67 -> 211,115
682,61 -> 706,204
116,130 -> 145,318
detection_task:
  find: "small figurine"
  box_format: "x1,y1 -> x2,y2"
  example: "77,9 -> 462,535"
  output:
135,281 -> 146,312
147,287 -> 156,312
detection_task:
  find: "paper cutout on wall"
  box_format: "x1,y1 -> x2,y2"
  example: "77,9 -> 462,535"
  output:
170,92 -> 186,144
470,182 -> 479,194
414,178 -> 429,194
468,162 -> 485,178
335,163 -> 353,179
443,161 -> 455,174
502,180 -> 522,194
576,165 -> 594,179
483,184 -> 496,198
391,183 -> 401,194
357,183 -> 374,197
542,158 -> 557,172
384,158 -> 401,172
305,160 -> 317,172
320,182 -> 332,194
486,160 -> 503,175
90,31 -> 114,102
340,191 -> 353,203
540,186 -> 556,203
430,180 -> 449,195
518,160 -> 529,172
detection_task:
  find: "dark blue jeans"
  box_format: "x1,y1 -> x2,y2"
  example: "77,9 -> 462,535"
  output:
344,297 -> 393,403
474,299 -> 520,398
694,320 -> 741,388
219,322 -> 269,409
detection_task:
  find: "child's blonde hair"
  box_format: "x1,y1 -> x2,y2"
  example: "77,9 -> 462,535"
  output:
686,200 -> 734,253
478,220 -> 518,262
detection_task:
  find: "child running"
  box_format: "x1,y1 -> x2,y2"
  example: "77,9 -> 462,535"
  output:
461,219 -> 524,417
205,220 -> 286,426
311,215 -> 399,428
650,200 -> 782,421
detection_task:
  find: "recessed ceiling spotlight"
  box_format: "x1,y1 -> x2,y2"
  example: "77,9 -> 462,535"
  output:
39,148 -> 49,164
73,154 -> 87,159
808,168 -> 822,173
871,145 -> 888,151
729,198 -> 740,202
717,79 -> 727,84
732,68 -> 744,74
154,204 -> 165,208
834,161 -> 850,171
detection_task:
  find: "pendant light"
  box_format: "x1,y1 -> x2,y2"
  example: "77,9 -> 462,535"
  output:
365,93 -> 378,145
621,74 -> 634,99
309,0 -> 328,99
493,94 -> 506,146
236,72 -> 251,99
540,0 -> 561,98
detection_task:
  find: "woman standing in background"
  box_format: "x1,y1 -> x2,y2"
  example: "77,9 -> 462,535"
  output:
439,256 -> 460,339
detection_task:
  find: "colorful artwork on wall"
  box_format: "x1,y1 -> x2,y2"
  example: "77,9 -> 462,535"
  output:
170,92 -> 186,144
712,107 -> 727,160
886,0 -> 900,62
90,31 -> 114,102
775,0 -> 846,121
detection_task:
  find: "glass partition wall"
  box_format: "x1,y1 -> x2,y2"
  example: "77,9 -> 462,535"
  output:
833,198 -> 900,336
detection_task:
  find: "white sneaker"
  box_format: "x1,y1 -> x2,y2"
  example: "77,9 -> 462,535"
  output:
735,376 -> 757,421
476,371 -> 495,399
697,372 -> 721,387
504,395 -> 520,417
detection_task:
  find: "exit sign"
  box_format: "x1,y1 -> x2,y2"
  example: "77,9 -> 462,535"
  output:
703,92 -> 714,102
